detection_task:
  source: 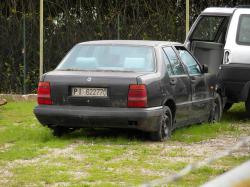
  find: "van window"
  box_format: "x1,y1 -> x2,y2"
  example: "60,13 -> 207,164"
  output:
191,16 -> 226,42
237,15 -> 250,45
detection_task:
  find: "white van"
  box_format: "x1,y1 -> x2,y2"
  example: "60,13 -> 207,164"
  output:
185,7 -> 250,114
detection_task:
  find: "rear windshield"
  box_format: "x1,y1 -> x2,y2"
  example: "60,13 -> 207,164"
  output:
237,15 -> 250,45
191,16 -> 227,42
56,45 -> 155,72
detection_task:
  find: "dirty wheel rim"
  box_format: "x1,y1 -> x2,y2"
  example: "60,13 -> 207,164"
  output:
161,112 -> 170,139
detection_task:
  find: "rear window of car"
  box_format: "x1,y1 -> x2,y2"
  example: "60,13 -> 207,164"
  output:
237,14 -> 250,45
56,45 -> 155,72
190,16 -> 226,42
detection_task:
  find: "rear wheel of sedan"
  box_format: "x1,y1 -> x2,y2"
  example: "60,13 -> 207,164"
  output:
51,126 -> 69,137
150,106 -> 172,141
245,96 -> 250,116
209,93 -> 222,123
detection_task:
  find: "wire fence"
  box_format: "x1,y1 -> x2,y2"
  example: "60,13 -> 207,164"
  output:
140,136 -> 250,187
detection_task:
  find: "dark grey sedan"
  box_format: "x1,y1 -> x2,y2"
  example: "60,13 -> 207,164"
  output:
34,40 -> 222,141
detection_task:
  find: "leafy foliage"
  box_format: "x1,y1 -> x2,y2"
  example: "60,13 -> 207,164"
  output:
0,0 -> 249,93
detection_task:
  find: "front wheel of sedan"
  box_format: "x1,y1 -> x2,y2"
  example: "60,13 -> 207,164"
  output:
209,94 -> 222,123
150,106 -> 173,141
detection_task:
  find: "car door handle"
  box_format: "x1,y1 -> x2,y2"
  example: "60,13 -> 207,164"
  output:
190,77 -> 196,84
170,78 -> 177,85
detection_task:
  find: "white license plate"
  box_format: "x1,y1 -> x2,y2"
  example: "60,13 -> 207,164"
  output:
72,87 -> 108,97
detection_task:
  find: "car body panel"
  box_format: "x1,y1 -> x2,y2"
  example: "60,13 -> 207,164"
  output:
44,70 -> 145,107
34,105 -> 163,132
224,9 -> 250,64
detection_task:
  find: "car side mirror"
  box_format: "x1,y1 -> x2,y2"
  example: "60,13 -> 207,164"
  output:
201,64 -> 208,73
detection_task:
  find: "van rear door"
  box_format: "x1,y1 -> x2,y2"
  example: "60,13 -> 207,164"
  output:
185,14 -> 230,74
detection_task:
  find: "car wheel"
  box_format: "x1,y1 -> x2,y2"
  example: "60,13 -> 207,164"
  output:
224,102 -> 233,112
52,126 -> 68,137
209,94 -> 222,123
245,97 -> 250,116
150,106 -> 172,141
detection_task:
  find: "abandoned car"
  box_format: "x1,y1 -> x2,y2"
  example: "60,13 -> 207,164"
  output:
34,40 -> 222,141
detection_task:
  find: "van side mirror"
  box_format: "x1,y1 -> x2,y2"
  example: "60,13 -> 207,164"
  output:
201,64 -> 208,73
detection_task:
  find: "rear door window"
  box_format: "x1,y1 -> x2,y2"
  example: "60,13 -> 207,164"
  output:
162,50 -> 174,76
163,47 -> 186,75
175,47 -> 201,75
191,16 -> 227,42
237,14 -> 250,45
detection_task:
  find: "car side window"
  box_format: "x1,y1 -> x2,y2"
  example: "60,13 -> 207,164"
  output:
175,47 -> 201,75
162,50 -> 174,76
163,47 -> 186,75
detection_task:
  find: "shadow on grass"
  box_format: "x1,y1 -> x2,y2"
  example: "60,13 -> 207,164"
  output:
222,103 -> 250,122
60,128 -> 149,143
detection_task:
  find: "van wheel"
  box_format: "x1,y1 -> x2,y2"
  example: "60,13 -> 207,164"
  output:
209,94 -> 222,123
224,102 -> 233,112
150,106 -> 172,141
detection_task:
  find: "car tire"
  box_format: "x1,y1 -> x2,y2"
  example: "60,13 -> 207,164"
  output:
52,126 -> 68,137
150,106 -> 172,141
245,96 -> 250,116
223,102 -> 233,112
209,93 -> 222,123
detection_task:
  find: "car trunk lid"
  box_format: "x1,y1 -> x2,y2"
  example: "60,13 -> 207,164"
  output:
44,70 -> 148,107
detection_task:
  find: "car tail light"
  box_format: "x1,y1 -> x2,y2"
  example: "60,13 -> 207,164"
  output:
127,84 -> 147,108
37,82 -> 52,105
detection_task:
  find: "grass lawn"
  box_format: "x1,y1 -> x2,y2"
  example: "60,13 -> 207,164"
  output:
0,101 -> 249,186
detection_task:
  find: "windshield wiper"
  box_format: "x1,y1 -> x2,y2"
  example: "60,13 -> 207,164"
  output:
57,68 -> 86,71
57,68 -> 135,72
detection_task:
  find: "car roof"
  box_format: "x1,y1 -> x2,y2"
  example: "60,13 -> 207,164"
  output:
202,7 -> 236,15
78,40 -> 181,47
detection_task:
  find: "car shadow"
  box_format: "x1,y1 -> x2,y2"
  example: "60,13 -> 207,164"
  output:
62,128 -> 149,142
222,110 -> 250,122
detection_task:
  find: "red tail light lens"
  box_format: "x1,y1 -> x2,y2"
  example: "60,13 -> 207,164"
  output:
37,82 -> 52,105
127,84 -> 147,108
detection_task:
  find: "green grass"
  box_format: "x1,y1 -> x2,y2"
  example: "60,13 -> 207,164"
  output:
171,103 -> 247,143
0,101 -> 249,186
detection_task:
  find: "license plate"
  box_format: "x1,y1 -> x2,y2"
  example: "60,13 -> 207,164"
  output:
71,87 -> 108,97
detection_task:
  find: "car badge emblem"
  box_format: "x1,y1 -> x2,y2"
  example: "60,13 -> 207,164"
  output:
86,77 -> 92,82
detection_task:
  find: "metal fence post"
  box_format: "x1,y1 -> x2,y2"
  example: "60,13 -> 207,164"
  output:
186,0 -> 190,37
39,0 -> 44,79
22,0 -> 26,94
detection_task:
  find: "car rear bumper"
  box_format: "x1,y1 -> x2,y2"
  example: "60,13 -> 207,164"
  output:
34,105 -> 163,132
